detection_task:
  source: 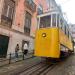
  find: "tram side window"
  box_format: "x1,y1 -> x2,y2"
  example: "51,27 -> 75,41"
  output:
40,15 -> 51,28
65,26 -> 66,34
57,14 -> 59,27
69,33 -> 71,39
52,14 -> 56,27
66,28 -> 68,36
68,31 -> 69,38
60,19 -> 63,29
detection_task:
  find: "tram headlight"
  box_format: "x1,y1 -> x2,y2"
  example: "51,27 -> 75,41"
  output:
42,33 -> 46,37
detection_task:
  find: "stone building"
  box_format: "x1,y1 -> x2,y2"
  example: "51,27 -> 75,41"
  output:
0,0 -> 37,57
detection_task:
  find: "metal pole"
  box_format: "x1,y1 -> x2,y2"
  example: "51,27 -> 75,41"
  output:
9,53 -> 11,64
23,52 -> 24,60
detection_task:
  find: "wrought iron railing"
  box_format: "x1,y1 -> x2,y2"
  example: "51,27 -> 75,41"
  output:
37,8 -> 43,15
1,15 -> 12,28
25,0 -> 36,12
24,26 -> 30,35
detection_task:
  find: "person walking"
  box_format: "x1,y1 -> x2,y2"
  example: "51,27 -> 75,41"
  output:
23,43 -> 28,59
23,43 -> 28,55
15,44 -> 19,60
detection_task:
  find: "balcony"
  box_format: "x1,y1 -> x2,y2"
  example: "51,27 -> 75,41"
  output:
37,8 -> 43,15
1,15 -> 12,28
25,0 -> 36,12
24,26 -> 30,35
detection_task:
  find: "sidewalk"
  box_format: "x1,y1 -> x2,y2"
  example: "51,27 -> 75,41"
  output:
0,53 -> 33,67
0,60 -> 25,74
0,54 -> 33,75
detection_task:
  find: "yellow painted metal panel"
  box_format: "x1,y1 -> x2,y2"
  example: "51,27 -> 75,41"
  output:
59,29 -> 73,50
34,28 -> 60,58
34,28 -> 73,58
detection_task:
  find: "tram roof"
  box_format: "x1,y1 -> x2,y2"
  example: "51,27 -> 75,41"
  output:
37,11 -> 60,18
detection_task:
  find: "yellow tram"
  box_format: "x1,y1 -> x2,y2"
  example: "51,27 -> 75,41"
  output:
34,11 -> 74,58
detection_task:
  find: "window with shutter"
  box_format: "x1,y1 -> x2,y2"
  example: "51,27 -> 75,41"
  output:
8,7 -> 14,19
3,3 -> 8,16
24,11 -> 32,35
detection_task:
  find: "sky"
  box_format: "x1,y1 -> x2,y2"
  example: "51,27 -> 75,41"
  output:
55,0 -> 75,24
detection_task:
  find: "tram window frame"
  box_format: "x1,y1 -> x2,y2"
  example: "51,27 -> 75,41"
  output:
39,15 -> 51,28
52,14 -> 56,27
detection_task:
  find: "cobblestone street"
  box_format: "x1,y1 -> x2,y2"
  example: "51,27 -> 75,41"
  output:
0,57 -> 42,75
0,54 -> 75,75
46,54 -> 75,75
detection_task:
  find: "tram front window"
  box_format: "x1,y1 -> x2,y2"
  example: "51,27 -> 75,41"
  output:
40,15 -> 51,28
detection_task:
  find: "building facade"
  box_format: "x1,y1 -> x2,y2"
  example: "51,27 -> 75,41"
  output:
0,0 -> 37,58
0,0 -> 59,58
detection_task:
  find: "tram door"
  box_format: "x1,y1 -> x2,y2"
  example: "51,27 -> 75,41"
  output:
0,35 -> 9,58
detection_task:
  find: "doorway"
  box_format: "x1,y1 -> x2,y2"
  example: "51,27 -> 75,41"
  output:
22,40 -> 29,51
0,35 -> 9,58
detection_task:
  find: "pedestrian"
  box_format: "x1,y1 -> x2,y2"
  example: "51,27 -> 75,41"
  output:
15,44 -> 19,60
23,43 -> 28,59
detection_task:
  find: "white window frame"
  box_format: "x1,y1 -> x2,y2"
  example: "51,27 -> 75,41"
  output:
51,14 -> 52,27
